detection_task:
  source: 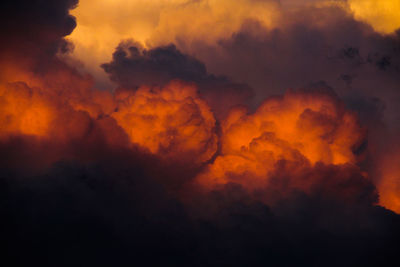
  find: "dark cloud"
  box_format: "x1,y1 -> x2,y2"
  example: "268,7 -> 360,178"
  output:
1,154 -> 400,266
178,6 -> 400,128
102,41 -> 253,118
0,0 -> 89,103
102,41 -> 208,88
0,0 -> 78,61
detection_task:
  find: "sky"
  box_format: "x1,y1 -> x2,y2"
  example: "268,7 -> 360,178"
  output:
1,0 -> 400,266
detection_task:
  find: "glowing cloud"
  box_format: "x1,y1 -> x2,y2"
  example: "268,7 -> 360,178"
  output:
349,0 -> 400,34
377,149 -> 400,213
196,88 -> 365,190
112,81 -> 218,163
0,82 -> 54,137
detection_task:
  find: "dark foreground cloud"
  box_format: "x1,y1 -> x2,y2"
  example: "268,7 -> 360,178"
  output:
1,154 -> 400,266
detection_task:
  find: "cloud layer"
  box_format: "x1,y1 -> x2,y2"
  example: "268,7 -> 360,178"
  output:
1,0 -> 400,266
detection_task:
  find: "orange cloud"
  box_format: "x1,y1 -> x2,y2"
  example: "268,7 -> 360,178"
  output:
1,52 -> 217,165
0,82 -> 54,137
377,148 -> 400,214
349,0 -> 400,34
196,88 -> 365,190
112,81 -> 218,164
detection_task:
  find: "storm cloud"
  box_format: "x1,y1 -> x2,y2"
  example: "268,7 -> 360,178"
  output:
1,1 -> 400,266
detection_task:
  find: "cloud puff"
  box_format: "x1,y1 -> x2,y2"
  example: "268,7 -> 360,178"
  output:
195,86 -> 366,196
112,81 -> 218,164
102,41 -> 253,118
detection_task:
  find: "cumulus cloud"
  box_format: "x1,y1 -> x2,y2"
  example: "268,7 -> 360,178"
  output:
112,81 -> 218,164
195,86 -> 366,195
2,0 -> 400,266
102,41 -> 253,118
0,0 -> 78,67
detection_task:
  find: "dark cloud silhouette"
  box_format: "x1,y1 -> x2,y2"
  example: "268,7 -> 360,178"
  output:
102,41 -> 253,118
0,0 -> 91,100
102,41 -> 208,88
2,155 -> 400,266
0,0 -> 78,62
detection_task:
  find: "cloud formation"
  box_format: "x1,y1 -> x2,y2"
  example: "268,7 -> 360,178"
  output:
2,0 -> 400,266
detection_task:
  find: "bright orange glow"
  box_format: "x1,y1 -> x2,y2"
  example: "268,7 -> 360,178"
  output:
0,82 -> 54,137
0,58 -> 216,164
0,65 -> 388,210
378,150 -> 400,213
0,61 -> 370,202
196,89 -> 364,189
349,0 -> 400,34
112,81 -> 218,163
0,60 -> 116,143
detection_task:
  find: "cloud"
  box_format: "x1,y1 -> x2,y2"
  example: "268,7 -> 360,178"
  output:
102,41 -> 253,118
2,0 -> 400,266
2,155 -> 399,266
181,5 -> 400,124
195,85 -> 366,195
112,80 -> 218,164
0,0 -> 78,63
102,42 -> 208,88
